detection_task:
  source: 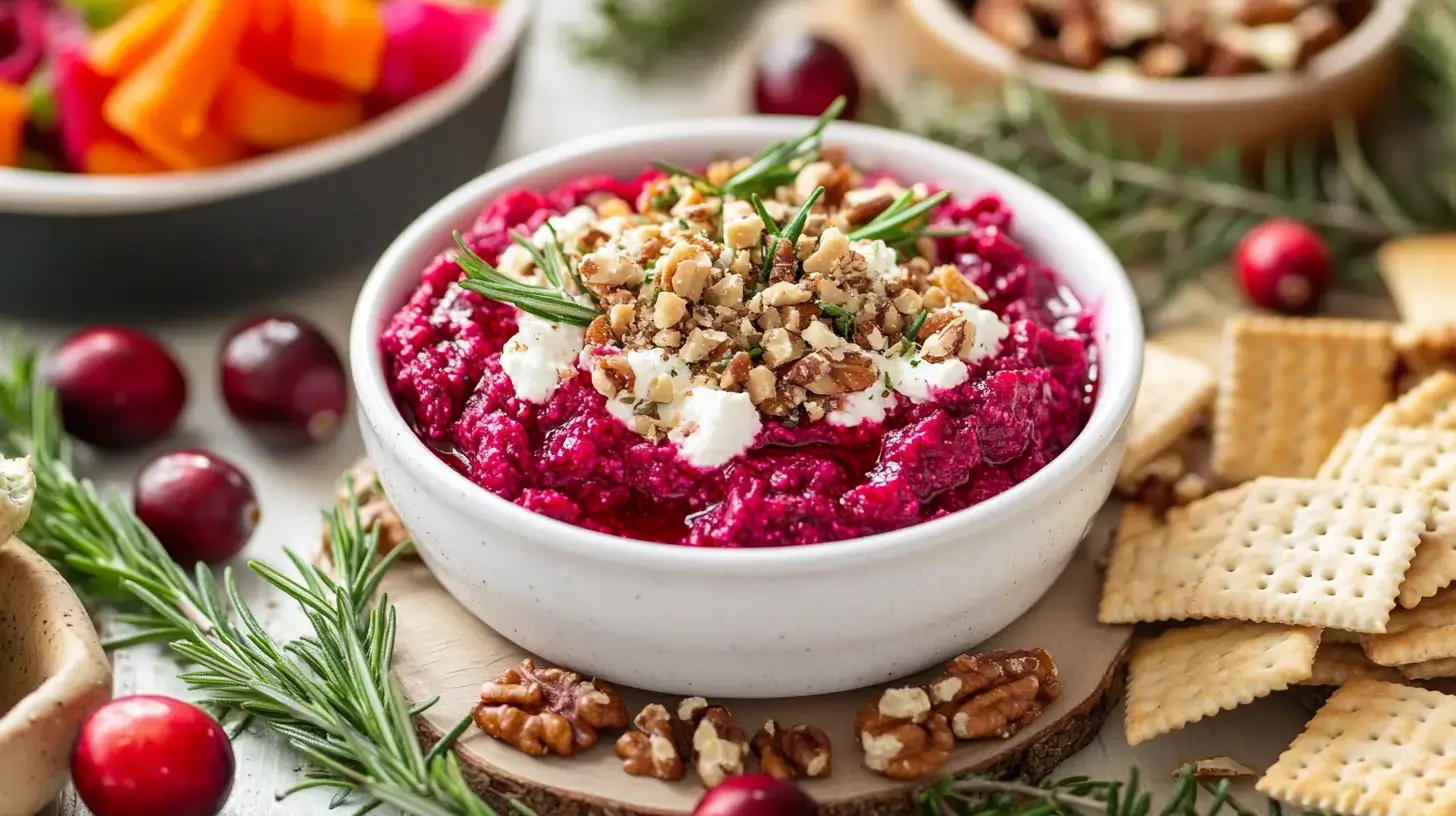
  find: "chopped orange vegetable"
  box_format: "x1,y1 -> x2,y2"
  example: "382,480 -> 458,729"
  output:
253,0 -> 289,35
290,0 -> 385,94
0,81 -> 25,167
87,0 -> 191,79
104,0 -> 252,170
215,63 -> 363,149
84,140 -> 168,174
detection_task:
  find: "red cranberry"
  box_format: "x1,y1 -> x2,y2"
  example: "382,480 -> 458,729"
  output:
753,32 -> 860,120
72,695 -> 235,816
46,325 -> 187,450
219,315 -> 348,448
1234,218 -> 1333,314
693,774 -> 819,816
134,450 -> 258,564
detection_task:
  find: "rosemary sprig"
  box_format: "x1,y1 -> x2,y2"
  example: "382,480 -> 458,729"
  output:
572,0 -> 770,79
0,346 -> 507,816
454,232 -> 601,326
849,189 -> 953,243
721,97 -> 846,198
901,309 -> 928,356
752,185 -> 826,284
819,302 -> 855,338
921,766 -> 1329,815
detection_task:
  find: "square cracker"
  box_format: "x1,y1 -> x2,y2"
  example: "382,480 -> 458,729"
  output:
1364,589 -> 1456,666
1296,642 -> 1406,686
1118,343 -> 1216,483
1212,316 -> 1394,483
1315,427 -> 1362,480
1337,426 -> 1456,608
1190,478 -> 1431,633
1378,233 -> 1456,327
1370,370 -> 1456,431
1258,679 -> 1456,815
1098,489 -> 1247,625
1124,621 -> 1319,746
1400,657 -> 1456,680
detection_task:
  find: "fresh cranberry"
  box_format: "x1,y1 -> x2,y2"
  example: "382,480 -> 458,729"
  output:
46,325 -> 187,450
134,450 -> 258,564
219,315 -> 347,448
72,695 -> 235,816
1234,218 -> 1332,314
693,774 -> 819,816
753,32 -> 860,120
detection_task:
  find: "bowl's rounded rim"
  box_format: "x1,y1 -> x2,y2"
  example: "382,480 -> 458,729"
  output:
0,0 -> 533,216
350,116 -> 1145,574
902,0 -> 1412,105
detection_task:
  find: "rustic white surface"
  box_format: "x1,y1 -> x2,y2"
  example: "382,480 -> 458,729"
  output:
30,1 -> 1306,814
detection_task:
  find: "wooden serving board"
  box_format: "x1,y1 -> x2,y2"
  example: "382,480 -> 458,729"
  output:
384,504 -> 1132,816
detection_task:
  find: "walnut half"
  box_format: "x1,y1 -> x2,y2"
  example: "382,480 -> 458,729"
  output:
675,697 -> 749,787
929,648 -> 1061,740
752,720 -> 833,781
616,704 -> 684,780
471,659 -> 629,757
856,687 -> 954,780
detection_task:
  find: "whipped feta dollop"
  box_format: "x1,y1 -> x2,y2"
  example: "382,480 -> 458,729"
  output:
669,388 -> 763,469
499,314 -> 587,403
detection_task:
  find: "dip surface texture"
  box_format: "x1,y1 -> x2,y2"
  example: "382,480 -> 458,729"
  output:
381,161 -> 1096,548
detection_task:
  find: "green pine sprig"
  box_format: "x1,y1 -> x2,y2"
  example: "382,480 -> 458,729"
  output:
0,345 -> 511,816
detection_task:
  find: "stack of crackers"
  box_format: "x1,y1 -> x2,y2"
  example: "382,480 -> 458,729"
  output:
1102,244 -> 1456,814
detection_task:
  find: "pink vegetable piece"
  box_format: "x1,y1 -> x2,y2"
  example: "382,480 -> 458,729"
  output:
373,0 -> 493,107
0,0 -> 49,85
52,44 -> 140,170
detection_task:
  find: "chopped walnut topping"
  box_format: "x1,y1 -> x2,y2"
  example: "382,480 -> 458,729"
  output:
616,704 -> 685,781
674,699 -> 749,787
930,649 -> 1061,740
856,687 -> 954,780
747,366 -> 777,404
654,292 -> 688,329
471,659 -> 629,757
752,720 -> 833,781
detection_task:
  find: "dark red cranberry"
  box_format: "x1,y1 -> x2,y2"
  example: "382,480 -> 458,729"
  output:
72,695 -> 235,816
753,32 -> 860,120
693,774 -> 819,816
219,315 -> 347,448
1234,218 -> 1333,314
46,325 -> 187,450
134,450 -> 258,564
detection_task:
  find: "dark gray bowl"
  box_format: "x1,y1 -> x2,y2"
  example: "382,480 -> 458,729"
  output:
0,0 -> 532,323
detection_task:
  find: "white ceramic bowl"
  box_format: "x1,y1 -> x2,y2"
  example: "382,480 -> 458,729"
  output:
351,118 -> 1144,698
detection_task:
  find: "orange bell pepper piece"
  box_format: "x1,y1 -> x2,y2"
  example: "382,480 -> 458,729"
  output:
290,0 -> 385,94
84,139 -> 168,174
103,0 -> 252,170
88,0 -> 191,79
215,63 -> 363,149
0,81 -> 25,167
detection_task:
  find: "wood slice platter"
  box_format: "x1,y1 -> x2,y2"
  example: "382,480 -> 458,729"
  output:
381,499 -> 1132,816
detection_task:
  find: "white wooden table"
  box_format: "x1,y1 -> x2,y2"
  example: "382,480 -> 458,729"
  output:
30,2 -> 1309,813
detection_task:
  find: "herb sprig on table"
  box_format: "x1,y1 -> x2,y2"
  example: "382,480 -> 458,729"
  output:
0,347 -> 510,816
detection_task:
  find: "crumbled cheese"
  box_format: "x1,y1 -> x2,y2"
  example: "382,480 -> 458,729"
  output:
877,353 -> 970,404
854,239 -> 900,279
604,349 -> 692,426
670,389 -> 763,469
827,384 -> 896,428
951,302 -> 1011,363
532,206 -> 599,250
499,315 -> 587,404
495,244 -> 536,281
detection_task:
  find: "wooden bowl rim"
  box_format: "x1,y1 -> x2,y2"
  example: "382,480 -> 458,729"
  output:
900,0 -> 1413,106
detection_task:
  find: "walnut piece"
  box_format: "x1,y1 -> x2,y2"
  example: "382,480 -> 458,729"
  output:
856,687 -> 954,780
929,648 -> 1061,740
616,704 -> 685,781
675,698 -> 749,787
471,659 -> 629,757
752,720 -> 832,781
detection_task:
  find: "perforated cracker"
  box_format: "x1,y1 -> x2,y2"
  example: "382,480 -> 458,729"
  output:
1257,679 -> 1456,815
1296,642 -> 1406,686
1369,370 -> 1456,431
1336,426 -> 1456,608
1098,489 -> 1247,625
1400,657 -> 1456,680
1212,316 -> 1395,483
1119,343 -> 1216,483
1190,478 -> 1431,633
1364,589 -> 1456,667
1378,233 -> 1456,327
1315,427 -> 1362,480
1124,621 -> 1319,746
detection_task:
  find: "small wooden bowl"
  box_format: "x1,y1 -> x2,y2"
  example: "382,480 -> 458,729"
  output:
898,0 -> 1411,157
0,538 -> 111,816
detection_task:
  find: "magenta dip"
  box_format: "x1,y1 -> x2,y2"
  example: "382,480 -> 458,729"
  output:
381,161 -> 1096,548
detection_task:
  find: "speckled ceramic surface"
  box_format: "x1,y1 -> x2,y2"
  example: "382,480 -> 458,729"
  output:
350,120 -> 1144,698
0,537 -> 112,816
